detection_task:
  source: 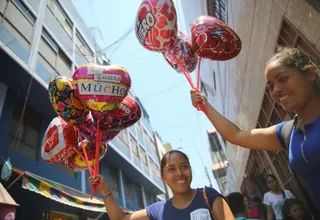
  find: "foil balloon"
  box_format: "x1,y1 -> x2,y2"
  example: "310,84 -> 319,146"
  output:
163,31 -> 198,73
135,0 -> 178,52
65,140 -> 107,172
92,96 -> 142,132
41,117 -> 77,164
191,16 -> 242,60
48,76 -> 93,126
72,64 -> 131,112
79,122 -> 119,142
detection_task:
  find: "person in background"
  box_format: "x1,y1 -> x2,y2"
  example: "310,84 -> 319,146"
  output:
282,199 -> 312,220
190,47 -> 320,214
227,192 -> 260,220
263,174 -> 294,220
89,150 -> 234,220
251,196 -> 266,220
245,195 -> 265,220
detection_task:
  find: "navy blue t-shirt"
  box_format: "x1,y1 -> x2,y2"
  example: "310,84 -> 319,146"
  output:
276,117 -> 320,209
146,187 -> 220,220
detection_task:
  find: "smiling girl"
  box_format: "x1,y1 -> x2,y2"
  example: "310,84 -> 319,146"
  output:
89,150 -> 234,220
190,47 -> 320,214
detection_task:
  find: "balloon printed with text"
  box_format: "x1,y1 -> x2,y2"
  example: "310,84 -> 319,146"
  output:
135,0 -> 178,52
41,117 -> 78,164
72,64 -> 131,112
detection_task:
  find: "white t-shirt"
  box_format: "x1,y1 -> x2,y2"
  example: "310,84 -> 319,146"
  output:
263,190 -> 295,220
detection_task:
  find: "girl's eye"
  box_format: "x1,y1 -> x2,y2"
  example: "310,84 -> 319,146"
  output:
279,76 -> 289,83
181,165 -> 189,170
167,168 -> 175,172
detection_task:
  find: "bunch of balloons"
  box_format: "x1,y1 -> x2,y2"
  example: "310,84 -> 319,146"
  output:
42,64 -> 141,182
135,0 -> 242,111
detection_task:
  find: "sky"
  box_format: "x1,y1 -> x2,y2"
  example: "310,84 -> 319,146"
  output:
72,0 -> 219,190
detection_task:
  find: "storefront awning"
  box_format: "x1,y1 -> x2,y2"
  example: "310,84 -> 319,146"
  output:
12,169 -> 131,213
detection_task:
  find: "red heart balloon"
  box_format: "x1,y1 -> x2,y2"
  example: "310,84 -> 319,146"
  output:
135,0 -> 178,52
92,96 -> 142,132
163,31 -> 198,73
191,16 -> 242,60
41,117 -> 77,164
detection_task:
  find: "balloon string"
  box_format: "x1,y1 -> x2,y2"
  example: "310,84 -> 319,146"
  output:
195,58 -> 202,111
174,55 -> 207,113
94,120 -> 101,178
196,58 -> 202,90
77,129 -> 93,176
91,120 -> 101,199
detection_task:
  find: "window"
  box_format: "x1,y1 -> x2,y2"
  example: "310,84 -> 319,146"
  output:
136,185 -> 144,208
118,129 -> 129,146
200,81 -> 208,97
145,191 -> 153,205
42,28 -> 59,53
8,100 -> 42,160
130,135 -> 139,158
136,121 -> 142,135
39,27 -> 72,74
143,128 -> 149,145
149,136 -> 156,153
109,167 -> 120,198
207,0 -> 226,22
75,30 -> 94,58
140,146 -> 147,166
123,176 -> 133,202
13,0 -> 36,24
47,0 -> 73,37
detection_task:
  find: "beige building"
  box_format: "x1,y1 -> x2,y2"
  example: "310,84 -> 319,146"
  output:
180,0 -> 320,200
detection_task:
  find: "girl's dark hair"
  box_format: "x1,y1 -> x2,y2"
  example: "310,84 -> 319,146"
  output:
160,150 -> 190,176
226,192 -> 245,215
266,46 -> 320,93
282,199 -> 304,220
267,174 -> 278,182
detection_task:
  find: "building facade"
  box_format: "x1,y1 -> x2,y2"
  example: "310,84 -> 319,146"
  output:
0,0 -> 164,219
153,134 -> 173,200
207,128 -> 229,196
181,0 -> 320,207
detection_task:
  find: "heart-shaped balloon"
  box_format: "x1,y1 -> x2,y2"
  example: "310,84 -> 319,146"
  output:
72,64 -> 131,112
41,117 -> 77,164
79,122 -> 120,142
135,0 -> 178,52
64,140 -> 107,172
191,16 -> 242,60
92,96 -> 142,132
48,76 -> 93,126
163,31 -> 198,73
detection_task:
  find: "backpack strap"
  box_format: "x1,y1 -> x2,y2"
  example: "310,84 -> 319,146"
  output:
279,115 -> 298,150
202,187 -> 211,210
281,189 -> 286,200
